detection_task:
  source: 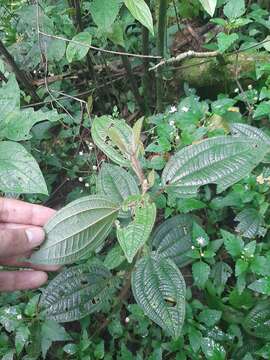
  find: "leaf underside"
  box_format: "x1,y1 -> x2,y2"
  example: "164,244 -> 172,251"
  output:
91,115 -> 133,167
97,163 -> 139,205
117,201 -> 156,263
235,208 -> 264,238
29,195 -> 119,265
243,301 -> 270,340
40,263 -> 115,322
231,123 -> 270,146
132,254 -> 186,338
151,215 -> 194,267
162,136 -> 268,199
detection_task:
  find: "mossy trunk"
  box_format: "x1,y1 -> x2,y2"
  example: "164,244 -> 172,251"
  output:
168,52 -> 270,100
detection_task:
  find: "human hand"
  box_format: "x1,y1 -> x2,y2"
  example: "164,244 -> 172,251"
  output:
0,198 -> 57,292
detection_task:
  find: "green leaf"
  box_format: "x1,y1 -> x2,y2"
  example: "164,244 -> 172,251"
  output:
131,254 -> 186,338
254,101 -> 270,119
0,141 -> 48,195
106,22 -> 125,46
198,309 -> 222,327
192,261 -> 210,288
117,198 -> 156,263
66,32 -> 92,63
0,75 -> 20,122
162,136 -> 268,199
192,222 -> 209,247
198,0 -> 217,16
221,230 -> 244,257
15,325 -> 30,355
212,261 -> 232,294
235,259 -> 249,276
97,163 -> 139,207
29,195 -> 119,265
248,278 -> 270,295
103,244 -> 125,270
40,263 -> 116,322
188,327 -> 202,352
177,198 -> 206,213
124,0 -> 154,35
235,209 -> 264,239
201,338 -> 226,359
231,123 -> 270,145
0,108 -> 60,141
217,32 -> 239,53
224,0 -> 246,20
43,35 -> 66,62
151,215 -> 194,267
250,256 -> 270,276
91,116 -> 133,167
41,320 -> 71,358
89,0 -> 122,30
243,301 -> 270,339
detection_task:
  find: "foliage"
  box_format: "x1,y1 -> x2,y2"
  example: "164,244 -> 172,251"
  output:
1,0 -> 270,359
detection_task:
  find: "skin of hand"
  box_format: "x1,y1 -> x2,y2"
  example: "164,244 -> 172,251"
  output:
0,197 -> 58,292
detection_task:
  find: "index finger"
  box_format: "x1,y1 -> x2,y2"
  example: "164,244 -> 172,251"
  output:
0,198 -> 55,226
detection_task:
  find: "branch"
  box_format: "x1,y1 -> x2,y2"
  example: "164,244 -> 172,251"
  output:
150,50 -> 219,71
0,40 -> 40,101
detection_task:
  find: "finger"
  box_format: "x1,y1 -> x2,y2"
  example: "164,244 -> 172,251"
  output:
0,270 -> 47,292
0,198 -> 55,226
0,223 -> 37,230
0,257 -> 61,271
0,227 -> 44,258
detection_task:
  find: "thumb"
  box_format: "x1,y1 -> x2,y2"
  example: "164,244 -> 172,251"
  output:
0,227 -> 45,258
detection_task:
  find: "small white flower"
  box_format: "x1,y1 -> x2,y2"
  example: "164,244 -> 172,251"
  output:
254,97 -> 258,102
175,135 -> 180,140
181,106 -> 189,112
125,317 -> 130,323
196,236 -> 206,246
79,151 -> 84,156
234,88 -> 239,93
78,177 -> 83,182
5,308 -> 11,314
115,220 -> 120,229
88,146 -> 93,150
191,246 -> 195,250
201,252 -> 204,257
92,165 -> 97,171
169,120 -> 175,126
16,314 -> 22,320
241,255 -> 245,259
248,84 -> 253,90
169,105 -> 177,114
85,183 -> 90,188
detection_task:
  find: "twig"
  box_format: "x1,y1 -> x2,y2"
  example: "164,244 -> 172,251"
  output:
38,31 -> 161,59
150,50 -> 219,71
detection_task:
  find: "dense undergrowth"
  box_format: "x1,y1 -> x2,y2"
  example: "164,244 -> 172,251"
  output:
1,0 -> 270,359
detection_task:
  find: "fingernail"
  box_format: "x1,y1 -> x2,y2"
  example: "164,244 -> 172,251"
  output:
25,228 -> 45,248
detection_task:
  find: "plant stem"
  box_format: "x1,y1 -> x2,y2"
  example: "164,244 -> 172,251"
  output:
119,46 -> 145,113
142,0 -> 151,113
0,40 -> 39,102
156,0 -> 168,112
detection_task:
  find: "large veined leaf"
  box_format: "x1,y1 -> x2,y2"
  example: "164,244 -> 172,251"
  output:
235,208 -> 265,239
151,215 -> 194,267
0,141 -> 48,195
89,0 -> 122,30
231,123 -> 270,146
243,301 -> 270,339
29,196 -> 119,265
132,254 -> 186,338
162,136 -> 268,199
97,163 -> 139,205
0,108 -> 60,141
198,0 -> 217,17
40,263 -> 116,322
91,116 -> 133,167
117,199 -> 156,263
124,0 -> 154,35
